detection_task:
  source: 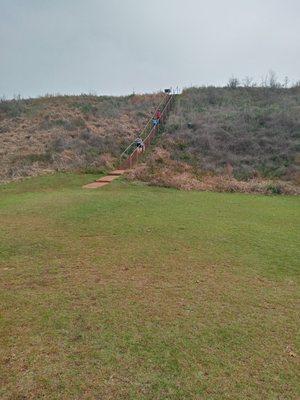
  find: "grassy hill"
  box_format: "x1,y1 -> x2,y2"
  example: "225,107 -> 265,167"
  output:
0,174 -> 299,399
2,88 -> 300,194
0,93 -> 164,183
130,86 -> 300,193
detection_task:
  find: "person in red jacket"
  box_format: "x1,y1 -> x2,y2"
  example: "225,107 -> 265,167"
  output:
155,110 -> 162,120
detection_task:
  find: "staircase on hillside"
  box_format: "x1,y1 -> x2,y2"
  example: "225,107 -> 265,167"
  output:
83,92 -> 176,189
119,93 -> 176,169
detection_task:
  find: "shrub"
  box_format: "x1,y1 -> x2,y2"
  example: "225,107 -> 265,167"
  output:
0,98 -> 26,118
0,92 -> 165,183
162,87 -> 300,182
24,153 -> 53,163
227,77 -> 240,89
266,184 -> 283,195
40,117 -> 86,131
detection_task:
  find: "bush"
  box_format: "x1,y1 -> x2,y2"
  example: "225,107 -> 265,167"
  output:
127,153 -> 300,195
162,87 -> 300,182
24,153 -> 53,163
266,184 -> 283,195
227,77 -> 240,89
0,98 -> 26,118
40,117 -> 86,131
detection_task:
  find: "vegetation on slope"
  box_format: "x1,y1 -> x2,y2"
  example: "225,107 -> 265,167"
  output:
128,147 -> 300,195
2,86 -> 300,194
0,93 -> 164,183
129,86 -> 300,192
0,175 -> 299,399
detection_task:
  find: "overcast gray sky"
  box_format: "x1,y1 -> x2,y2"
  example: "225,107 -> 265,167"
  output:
1,0 -> 299,98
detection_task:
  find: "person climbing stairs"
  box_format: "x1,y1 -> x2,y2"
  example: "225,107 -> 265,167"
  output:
83,90 -> 176,189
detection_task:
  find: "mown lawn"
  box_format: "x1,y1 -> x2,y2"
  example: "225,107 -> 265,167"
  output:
0,174 -> 299,399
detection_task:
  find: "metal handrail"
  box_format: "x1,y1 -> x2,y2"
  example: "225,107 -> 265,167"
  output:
120,94 -> 173,160
142,95 -> 174,145
140,96 -> 168,138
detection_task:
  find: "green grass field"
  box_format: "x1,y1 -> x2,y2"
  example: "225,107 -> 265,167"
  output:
0,174 -> 299,399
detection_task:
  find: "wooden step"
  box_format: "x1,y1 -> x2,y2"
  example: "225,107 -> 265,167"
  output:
82,181 -> 109,189
96,175 -> 119,183
83,170 -> 125,189
108,169 -> 126,176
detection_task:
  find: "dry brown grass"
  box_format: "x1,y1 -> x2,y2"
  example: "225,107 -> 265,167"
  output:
0,93 -> 164,183
127,148 -> 300,195
164,86 -> 300,182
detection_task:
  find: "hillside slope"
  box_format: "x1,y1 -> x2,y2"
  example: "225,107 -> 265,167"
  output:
0,93 -> 164,183
130,87 -> 300,192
